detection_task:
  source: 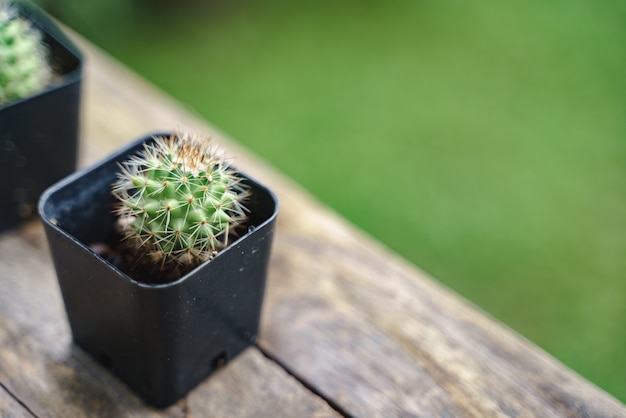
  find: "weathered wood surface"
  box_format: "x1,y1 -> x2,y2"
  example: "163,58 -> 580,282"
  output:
0,223 -> 338,417
0,32 -> 625,417
0,384 -> 32,418
260,216 -> 626,417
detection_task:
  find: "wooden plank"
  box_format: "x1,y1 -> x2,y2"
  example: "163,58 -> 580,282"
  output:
0,223 -> 338,417
0,384 -> 33,418
258,189 -> 626,417
188,349 -> 339,418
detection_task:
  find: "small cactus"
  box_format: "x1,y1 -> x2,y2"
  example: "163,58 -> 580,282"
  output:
112,132 -> 250,279
0,2 -> 51,106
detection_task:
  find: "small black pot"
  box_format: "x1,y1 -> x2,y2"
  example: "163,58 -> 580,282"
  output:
0,1 -> 83,232
39,134 -> 279,407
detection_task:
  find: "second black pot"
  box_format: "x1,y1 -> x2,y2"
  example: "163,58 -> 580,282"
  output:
0,1 -> 83,231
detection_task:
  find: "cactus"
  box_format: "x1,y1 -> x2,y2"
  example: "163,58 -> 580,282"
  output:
112,132 -> 250,278
0,2 -> 52,106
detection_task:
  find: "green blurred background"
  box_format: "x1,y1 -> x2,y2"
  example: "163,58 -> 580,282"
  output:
35,0 -> 625,402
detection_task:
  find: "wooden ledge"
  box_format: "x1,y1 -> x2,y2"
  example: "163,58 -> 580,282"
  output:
0,33 -> 624,417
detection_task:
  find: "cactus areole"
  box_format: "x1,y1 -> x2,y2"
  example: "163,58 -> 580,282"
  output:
0,2 -> 52,106
112,133 -> 250,280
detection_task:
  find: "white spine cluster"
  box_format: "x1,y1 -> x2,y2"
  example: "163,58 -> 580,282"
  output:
113,133 -> 250,273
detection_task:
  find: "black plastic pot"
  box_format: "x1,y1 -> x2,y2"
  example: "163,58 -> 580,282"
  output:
0,1 -> 83,232
39,134 -> 279,407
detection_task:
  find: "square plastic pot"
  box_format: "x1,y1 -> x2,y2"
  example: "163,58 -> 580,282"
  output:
39,134 -> 279,407
0,1 -> 83,231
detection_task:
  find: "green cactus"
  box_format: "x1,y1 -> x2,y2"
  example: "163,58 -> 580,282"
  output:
0,2 -> 52,106
112,132 -> 250,278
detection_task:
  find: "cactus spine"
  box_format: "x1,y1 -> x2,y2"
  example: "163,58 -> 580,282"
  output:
0,2 -> 52,106
113,133 -> 250,278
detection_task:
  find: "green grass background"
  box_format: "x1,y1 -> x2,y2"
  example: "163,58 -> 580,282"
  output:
37,0 -> 626,401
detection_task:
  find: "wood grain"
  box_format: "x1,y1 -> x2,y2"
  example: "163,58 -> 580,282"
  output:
0,384 -> 33,418
0,223 -> 338,417
260,199 -> 626,416
0,29 -> 624,417
187,350 -> 338,418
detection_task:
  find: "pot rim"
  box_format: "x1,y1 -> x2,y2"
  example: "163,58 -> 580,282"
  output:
38,132 -> 280,289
